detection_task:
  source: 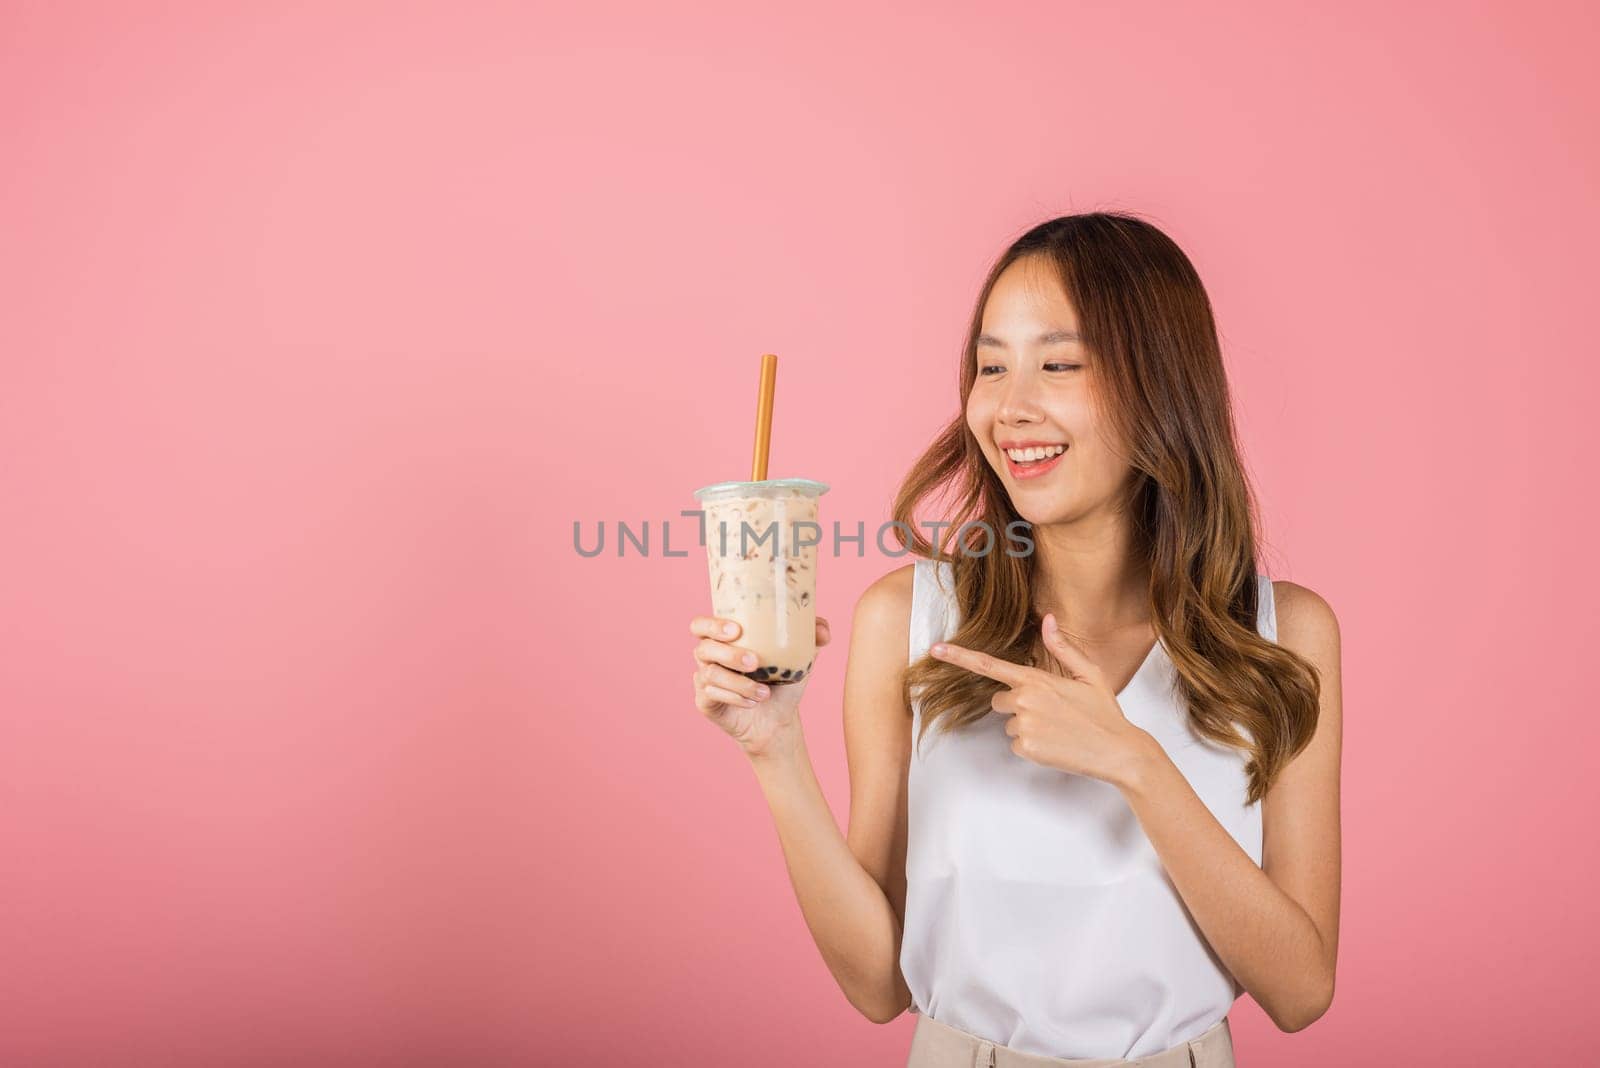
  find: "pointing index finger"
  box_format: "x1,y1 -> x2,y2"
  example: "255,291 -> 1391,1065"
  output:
929,642 -> 1032,686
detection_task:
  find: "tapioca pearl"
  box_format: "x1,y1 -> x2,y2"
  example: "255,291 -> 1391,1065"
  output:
792,667 -> 805,681
779,668 -> 793,680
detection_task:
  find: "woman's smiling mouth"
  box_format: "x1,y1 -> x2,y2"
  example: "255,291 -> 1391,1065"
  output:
1000,441 -> 1068,480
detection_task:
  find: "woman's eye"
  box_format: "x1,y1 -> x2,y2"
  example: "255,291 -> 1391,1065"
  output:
977,362 -> 1080,376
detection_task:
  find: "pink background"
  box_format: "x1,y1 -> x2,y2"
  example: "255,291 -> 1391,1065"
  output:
2,2 -> 1595,1064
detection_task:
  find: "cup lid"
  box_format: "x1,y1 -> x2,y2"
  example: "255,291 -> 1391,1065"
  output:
692,478 -> 830,502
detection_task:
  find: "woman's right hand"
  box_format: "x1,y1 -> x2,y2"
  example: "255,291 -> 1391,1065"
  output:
688,615 -> 831,760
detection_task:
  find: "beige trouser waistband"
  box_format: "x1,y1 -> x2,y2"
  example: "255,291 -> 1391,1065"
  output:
905,1011 -> 1235,1068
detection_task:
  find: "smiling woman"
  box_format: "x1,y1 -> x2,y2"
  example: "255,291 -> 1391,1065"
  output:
881,215 -> 1338,1064
896,219 -> 1321,811
686,211 -> 1341,1068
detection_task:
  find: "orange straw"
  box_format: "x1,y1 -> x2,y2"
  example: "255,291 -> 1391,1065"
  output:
751,353 -> 778,481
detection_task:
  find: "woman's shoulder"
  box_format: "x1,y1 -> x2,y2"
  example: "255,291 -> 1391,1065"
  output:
843,565 -> 919,704
855,561 -> 917,627
1270,578 -> 1341,658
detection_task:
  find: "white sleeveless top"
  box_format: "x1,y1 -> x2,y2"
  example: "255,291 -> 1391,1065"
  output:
899,558 -> 1275,1059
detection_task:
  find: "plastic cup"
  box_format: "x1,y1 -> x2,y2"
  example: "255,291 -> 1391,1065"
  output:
692,478 -> 830,685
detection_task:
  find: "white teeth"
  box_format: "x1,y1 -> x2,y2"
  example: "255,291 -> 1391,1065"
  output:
1005,444 -> 1065,462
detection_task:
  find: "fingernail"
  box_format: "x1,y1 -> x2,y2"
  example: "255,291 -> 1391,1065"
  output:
723,622 -> 737,636
741,697 -> 757,707
931,643 -> 947,656
755,685 -> 770,699
742,653 -> 757,668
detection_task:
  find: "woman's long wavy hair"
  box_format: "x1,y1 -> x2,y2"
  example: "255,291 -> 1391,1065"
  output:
894,212 -> 1320,805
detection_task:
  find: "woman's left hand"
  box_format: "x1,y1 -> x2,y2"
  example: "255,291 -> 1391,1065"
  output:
929,613 -> 1154,787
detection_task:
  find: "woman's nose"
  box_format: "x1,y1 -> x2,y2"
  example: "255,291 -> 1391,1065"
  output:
997,375 -> 1043,424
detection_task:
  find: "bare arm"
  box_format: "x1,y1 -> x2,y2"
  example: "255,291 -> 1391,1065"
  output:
1115,580 -> 1343,1032
745,565 -> 916,1023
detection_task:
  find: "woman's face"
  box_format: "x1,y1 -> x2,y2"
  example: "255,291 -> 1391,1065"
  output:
965,254 -> 1136,527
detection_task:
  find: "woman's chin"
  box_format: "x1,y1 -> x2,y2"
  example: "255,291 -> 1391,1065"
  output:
1013,506 -> 1069,528
1010,498 -> 1085,529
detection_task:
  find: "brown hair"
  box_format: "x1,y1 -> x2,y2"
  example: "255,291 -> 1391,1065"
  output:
893,212 -> 1320,804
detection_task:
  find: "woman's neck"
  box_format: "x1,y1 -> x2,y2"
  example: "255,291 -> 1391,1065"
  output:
1029,518 -> 1151,639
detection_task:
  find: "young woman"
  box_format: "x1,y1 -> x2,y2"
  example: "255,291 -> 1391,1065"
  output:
687,213 -> 1342,1067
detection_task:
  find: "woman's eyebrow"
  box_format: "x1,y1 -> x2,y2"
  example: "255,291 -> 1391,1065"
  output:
976,329 -> 1082,348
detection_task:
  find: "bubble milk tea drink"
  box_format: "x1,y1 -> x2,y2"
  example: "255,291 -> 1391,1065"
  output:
692,478 -> 829,685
